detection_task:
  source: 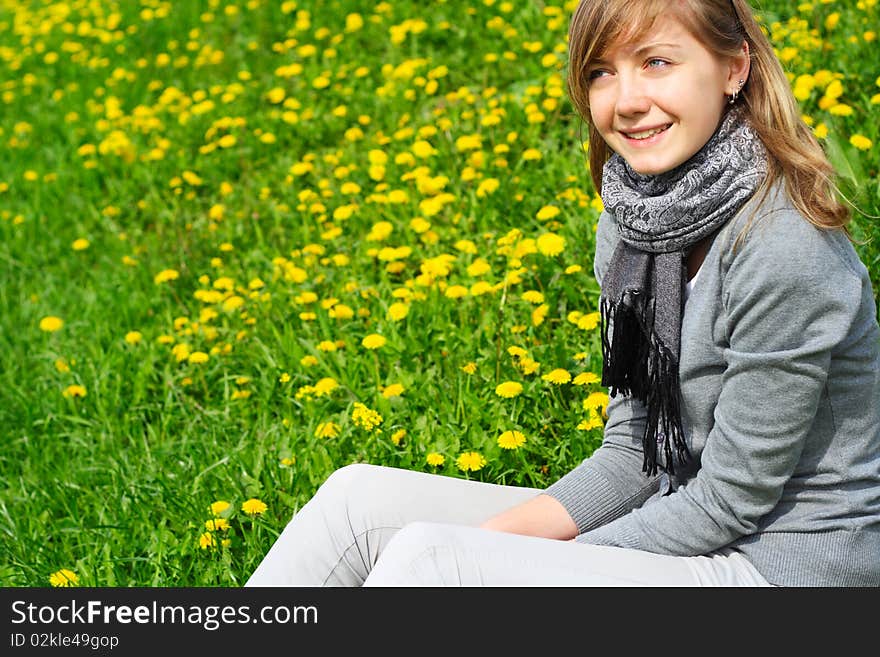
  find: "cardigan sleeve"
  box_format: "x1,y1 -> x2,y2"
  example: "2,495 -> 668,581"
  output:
543,210 -> 663,532
574,208 -> 863,554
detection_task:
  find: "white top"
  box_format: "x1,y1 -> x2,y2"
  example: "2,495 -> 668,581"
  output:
684,261 -> 703,302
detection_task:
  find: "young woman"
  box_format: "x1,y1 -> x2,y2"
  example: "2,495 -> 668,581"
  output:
247,0 -> 880,587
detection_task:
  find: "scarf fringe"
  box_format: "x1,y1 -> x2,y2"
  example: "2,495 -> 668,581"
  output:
600,296 -> 692,477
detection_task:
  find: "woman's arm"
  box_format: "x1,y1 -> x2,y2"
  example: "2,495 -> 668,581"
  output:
575,208 -> 862,554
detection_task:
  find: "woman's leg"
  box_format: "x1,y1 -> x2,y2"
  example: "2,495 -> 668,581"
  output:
362,522 -> 773,587
245,464 -> 542,587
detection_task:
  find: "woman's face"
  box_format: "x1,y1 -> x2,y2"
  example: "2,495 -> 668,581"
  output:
587,15 -> 743,175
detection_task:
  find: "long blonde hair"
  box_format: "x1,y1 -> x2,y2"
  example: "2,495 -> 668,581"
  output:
567,0 -> 853,248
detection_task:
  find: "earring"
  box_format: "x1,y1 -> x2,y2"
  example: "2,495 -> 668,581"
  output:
728,79 -> 745,105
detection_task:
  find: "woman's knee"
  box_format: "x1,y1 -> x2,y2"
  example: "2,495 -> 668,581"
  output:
379,521 -> 457,560
316,463 -> 384,502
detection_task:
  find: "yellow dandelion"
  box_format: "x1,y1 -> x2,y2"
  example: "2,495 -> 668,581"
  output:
362,333 -> 387,349
572,372 -> 601,386
188,351 -> 209,364
381,383 -> 405,398
72,238 -> 90,251
456,451 -> 487,472
542,369 -> 571,384
154,269 -> 179,284
584,391 -> 610,417
850,135 -> 872,151
49,569 -> 79,587
124,331 -> 143,345
315,422 -> 341,438
444,285 -> 468,299
209,500 -> 230,516
313,377 -> 339,396
205,518 -> 230,532
62,384 -> 87,399
532,304 -> 549,326
536,205 -> 560,221
241,498 -> 268,516
426,452 -> 446,467
39,316 -> 64,332
521,290 -> 545,304
461,361 -> 477,374
497,430 -> 526,450
387,302 -> 409,321
577,312 -> 601,330
495,381 -> 523,398
391,429 -> 407,445
55,358 -> 70,373
536,232 -> 565,257
199,532 -> 217,549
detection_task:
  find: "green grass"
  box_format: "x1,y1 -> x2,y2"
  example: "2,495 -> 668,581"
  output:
1,0 -> 878,586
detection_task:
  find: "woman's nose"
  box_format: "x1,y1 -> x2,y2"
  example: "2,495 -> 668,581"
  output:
614,75 -> 651,117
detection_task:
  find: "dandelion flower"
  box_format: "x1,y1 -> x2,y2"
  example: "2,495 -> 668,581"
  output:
124,331 -> 143,345
55,358 -> 70,373
313,377 -> 338,396
241,498 -> 268,516
209,500 -> 230,516
62,384 -> 87,399
188,351 -> 209,364
205,518 -> 230,532
426,452 -> 446,467
199,532 -> 217,549
456,451 -> 487,472
461,361 -> 477,374
578,312 -> 601,330
850,135 -> 872,151
537,232 -> 565,257
72,238 -> 90,251
584,391 -> 610,417
495,381 -> 523,398
49,569 -> 79,587
497,430 -> 526,450
387,302 -> 409,321
391,429 -> 406,445
39,316 -> 64,332
315,422 -> 341,438
542,369 -> 571,384
381,383 -> 405,398
154,269 -> 180,284
362,334 -> 387,350
536,205 -> 560,221
573,372 -> 601,386
532,304 -> 549,327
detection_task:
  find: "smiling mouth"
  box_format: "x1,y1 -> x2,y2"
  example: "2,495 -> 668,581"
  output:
622,124 -> 672,140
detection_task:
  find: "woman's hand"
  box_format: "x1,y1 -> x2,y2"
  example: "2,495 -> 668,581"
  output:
479,494 -> 579,540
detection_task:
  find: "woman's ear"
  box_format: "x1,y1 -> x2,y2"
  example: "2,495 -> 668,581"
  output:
728,40 -> 751,92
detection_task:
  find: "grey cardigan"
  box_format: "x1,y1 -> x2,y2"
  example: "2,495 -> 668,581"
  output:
545,182 -> 880,586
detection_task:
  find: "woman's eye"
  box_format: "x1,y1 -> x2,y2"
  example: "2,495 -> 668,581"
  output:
646,58 -> 668,69
588,69 -> 608,80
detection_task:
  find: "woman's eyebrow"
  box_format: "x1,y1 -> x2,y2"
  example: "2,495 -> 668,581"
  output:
592,41 -> 682,65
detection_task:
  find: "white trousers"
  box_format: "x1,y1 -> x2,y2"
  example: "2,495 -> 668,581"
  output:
245,464 -> 772,587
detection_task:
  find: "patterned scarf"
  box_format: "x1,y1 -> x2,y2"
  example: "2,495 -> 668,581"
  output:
599,107 -> 768,477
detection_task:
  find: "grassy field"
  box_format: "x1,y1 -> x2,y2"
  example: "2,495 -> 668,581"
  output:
1,0 -> 878,587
